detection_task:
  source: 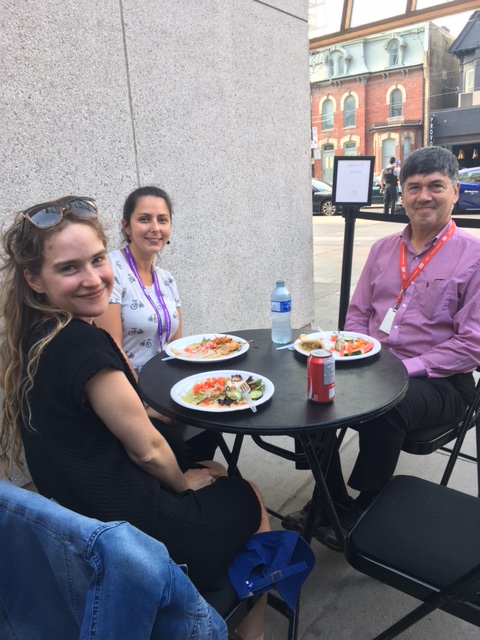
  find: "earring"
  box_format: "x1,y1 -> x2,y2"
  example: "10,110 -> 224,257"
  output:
166,240 -> 170,245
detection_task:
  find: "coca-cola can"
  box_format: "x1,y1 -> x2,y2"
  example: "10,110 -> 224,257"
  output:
307,348 -> 335,403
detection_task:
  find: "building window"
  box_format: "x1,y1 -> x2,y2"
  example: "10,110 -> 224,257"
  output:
343,141 -> 357,156
343,95 -> 356,127
389,89 -> 402,117
337,56 -> 345,75
382,139 -> 395,171
328,58 -> 334,78
388,41 -> 399,67
321,99 -> 334,130
465,68 -> 474,93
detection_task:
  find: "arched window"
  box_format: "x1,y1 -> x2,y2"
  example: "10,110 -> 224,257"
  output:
389,89 -> 402,118
403,136 -> 411,159
321,99 -> 333,130
382,139 -> 395,170
343,141 -> 357,156
328,58 -> 334,78
389,41 -> 399,67
343,95 -> 356,127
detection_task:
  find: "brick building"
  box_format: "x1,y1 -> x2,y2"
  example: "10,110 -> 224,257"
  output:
310,22 -> 458,182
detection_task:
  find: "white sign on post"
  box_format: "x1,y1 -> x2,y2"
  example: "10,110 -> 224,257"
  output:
332,156 -> 375,206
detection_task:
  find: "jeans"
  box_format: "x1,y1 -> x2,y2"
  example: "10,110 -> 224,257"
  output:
0,481 -> 227,640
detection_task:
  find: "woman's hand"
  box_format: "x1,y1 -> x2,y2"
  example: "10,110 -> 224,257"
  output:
145,404 -> 173,424
183,468 -> 220,491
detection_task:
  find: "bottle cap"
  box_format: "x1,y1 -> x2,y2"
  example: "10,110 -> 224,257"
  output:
276,280 -> 285,287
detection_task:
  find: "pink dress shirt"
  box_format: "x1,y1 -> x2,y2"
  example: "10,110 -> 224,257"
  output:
345,220 -> 480,378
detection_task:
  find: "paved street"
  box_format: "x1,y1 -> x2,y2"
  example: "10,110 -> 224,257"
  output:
228,212 -> 480,639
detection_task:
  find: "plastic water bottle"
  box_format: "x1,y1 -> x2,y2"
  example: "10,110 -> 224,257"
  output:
270,280 -> 292,344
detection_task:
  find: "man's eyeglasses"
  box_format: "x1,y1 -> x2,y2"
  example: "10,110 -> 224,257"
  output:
22,196 -> 98,231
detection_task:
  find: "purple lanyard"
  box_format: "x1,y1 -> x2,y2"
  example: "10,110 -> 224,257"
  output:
123,246 -> 172,349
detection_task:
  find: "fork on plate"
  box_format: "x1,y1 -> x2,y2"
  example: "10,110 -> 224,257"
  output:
236,381 -> 257,413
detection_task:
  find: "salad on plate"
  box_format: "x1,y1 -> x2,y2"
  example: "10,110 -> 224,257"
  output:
166,334 -> 249,361
181,373 -> 265,409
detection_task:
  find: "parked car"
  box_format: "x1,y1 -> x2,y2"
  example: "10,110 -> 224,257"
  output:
312,178 -> 379,215
371,177 -> 383,205
455,166 -> 480,212
312,178 -> 337,216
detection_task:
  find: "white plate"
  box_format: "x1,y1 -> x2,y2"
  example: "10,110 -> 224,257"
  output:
294,331 -> 381,361
165,333 -> 249,362
170,370 -> 274,412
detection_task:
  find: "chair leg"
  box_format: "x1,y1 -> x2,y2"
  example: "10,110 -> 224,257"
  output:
476,421 -> 480,497
266,593 -> 299,640
372,559 -> 480,639
372,599 -> 442,640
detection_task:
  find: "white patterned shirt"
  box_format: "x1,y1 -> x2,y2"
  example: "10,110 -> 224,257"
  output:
108,249 -> 181,373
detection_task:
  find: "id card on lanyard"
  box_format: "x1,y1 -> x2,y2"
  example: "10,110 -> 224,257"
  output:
123,247 -> 172,349
379,221 -> 456,334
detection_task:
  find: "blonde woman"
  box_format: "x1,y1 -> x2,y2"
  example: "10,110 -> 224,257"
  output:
0,197 -> 267,639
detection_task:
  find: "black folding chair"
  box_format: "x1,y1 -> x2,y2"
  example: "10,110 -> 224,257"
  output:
336,370 -> 480,495
402,370 -> 480,494
344,475 -> 480,639
203,577 -> 299,640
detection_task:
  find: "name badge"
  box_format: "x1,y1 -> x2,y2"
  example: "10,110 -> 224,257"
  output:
379,307 -> 396,334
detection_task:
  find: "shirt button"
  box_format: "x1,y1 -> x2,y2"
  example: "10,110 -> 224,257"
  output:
393,326 -> 398,329
402,304 -> 406,308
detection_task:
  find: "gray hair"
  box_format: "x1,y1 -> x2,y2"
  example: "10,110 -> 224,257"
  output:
400,146 -> 459,186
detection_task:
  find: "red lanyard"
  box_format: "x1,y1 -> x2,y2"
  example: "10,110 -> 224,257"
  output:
396,220 -> 456,307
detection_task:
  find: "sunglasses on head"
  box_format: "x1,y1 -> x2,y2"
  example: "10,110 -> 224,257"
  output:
22,196 -> 98,230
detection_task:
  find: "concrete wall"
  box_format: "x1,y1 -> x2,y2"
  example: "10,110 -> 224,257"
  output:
0,0 -> 314,334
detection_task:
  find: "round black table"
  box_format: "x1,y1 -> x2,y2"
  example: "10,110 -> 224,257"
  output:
139,328 -> 409,547
139,329 -> 408,435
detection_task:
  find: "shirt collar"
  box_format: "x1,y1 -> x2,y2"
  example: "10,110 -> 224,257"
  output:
401,218 -> 453,254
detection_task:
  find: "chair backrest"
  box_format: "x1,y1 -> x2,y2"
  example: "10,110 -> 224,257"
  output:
0,481 -> 227,640
345,475 -> 480,637
401,371 -> 480,493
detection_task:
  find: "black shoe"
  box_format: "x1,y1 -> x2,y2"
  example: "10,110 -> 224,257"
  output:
314,499 -> 367,552
281,500 -> 327,533
281,497 -> 353,535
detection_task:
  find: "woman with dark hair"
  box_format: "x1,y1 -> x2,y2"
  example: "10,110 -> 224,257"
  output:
97,186 -> 180,376
0,196 -> 268,640
96,186 -> 217,462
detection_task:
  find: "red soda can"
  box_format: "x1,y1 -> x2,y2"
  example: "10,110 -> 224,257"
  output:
307,348 -> 335,403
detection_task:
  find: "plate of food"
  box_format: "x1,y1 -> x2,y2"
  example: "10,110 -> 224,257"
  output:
294,331 -> 381,361
170,370 -> 274,412
165,334 -> 249,362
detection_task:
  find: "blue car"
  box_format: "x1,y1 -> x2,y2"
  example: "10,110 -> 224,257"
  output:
456,167 -> 480,212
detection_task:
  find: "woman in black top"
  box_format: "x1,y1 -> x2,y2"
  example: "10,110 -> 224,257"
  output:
0,197 -> 268,640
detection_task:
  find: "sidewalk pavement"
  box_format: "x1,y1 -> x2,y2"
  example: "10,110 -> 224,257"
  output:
228,214 -> 480,639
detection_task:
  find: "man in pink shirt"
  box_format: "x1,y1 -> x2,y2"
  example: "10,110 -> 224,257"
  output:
283,146 -> 480,550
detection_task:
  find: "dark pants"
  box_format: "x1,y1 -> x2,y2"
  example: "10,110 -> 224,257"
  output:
383,184 -> 397,215
312,374 -> 474,499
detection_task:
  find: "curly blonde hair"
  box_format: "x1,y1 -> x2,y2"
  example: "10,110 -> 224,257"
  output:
0,198 -> 107,475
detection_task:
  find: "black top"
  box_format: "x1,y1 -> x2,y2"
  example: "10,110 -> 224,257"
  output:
20,319 -> 262,591
139,329 -> 409,436
21,319 -> 163,520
